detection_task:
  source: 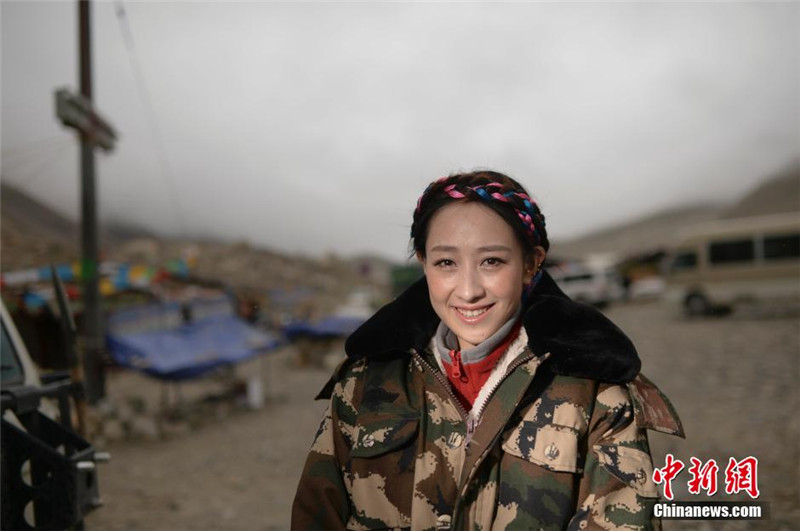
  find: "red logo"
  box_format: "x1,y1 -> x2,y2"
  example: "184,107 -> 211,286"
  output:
652,453 -> 685,500
687,457 -> 719,496
724,456 -> 760,499
653,454 -> 761,500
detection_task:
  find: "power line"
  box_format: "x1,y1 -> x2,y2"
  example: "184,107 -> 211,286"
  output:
113,0 -> 187,236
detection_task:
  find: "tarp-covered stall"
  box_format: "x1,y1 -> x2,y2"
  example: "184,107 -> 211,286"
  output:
106,296 -> 281,381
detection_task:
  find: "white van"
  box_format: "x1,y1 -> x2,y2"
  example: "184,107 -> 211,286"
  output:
547,259 -> 625,308
664,212 -> 800,315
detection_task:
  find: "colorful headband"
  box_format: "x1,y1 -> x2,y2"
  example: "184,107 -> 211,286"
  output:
414,179 -> 545,247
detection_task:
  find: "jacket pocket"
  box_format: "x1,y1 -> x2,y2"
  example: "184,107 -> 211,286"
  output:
495,418 -> 582,531
350,412 -> 419,458
501,421 -> 582,473
346,412 -> 419,530
593,443 -> 659,498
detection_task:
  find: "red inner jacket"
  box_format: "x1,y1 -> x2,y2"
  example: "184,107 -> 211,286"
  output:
442,321 -> 522,410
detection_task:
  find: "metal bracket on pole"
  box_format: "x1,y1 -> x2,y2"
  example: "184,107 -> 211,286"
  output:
55,87 -> 117,152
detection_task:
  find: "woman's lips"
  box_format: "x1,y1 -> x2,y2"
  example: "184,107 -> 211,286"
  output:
453,304 -> 493,324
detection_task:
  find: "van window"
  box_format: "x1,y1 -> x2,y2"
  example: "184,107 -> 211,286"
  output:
1,319 -> 24,386
709,239 -> 755,265
563,273 -> 593,282
764,233 -> 800,260
671,252 -> 698,271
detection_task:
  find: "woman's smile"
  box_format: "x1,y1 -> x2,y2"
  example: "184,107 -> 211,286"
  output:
453,304 -> 494,323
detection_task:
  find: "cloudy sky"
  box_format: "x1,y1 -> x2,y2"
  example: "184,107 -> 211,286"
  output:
2,1 -> 798,262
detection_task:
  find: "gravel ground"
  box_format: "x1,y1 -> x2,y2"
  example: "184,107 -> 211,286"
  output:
83,300 -> 799,530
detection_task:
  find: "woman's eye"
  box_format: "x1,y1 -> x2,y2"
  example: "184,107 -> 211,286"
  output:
434,259 -> 455,268
483,257 -> 506,267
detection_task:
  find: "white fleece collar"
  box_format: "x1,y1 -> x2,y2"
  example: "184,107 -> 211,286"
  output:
429,326 -> 532,427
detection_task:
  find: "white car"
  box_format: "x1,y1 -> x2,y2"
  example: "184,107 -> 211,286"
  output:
547,262 -> 625,308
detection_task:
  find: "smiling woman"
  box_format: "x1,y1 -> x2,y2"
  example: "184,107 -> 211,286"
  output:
292,171 -> 684,530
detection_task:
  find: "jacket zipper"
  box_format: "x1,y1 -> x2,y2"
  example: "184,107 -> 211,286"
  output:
413,349 -> 543,441
412,347 -> 546,530
411,349 -> 469,421
412,348 -> 466,531
450,350 -> 468,382
471,351 -> 538,426
450,351 -> 545,531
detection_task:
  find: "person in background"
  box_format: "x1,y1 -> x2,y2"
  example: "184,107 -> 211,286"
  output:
292,170 -> 684,530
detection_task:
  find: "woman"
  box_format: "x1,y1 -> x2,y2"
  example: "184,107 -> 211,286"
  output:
292,171 -> 683,530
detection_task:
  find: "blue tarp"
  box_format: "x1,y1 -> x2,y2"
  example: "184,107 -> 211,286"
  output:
283,315 -> 366,340
106,300 -> 282,381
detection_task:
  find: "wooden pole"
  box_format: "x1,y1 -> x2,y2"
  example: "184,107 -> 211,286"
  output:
79,0 -> 105,402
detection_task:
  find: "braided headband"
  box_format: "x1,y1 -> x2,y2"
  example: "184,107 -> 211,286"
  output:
415,179 -> 545,247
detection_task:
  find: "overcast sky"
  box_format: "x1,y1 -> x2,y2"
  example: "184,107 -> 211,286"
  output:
2,1 -> 798,262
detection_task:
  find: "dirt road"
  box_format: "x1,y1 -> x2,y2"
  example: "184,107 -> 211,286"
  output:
84,301 -> 798,530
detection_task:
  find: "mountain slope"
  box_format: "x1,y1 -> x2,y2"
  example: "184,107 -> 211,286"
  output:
551,204 -> 724,259
1,182 -> 80,270
552,162 -> 800,260
719,161 -> 800,219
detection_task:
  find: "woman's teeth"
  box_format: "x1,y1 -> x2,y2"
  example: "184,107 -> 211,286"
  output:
457,307 -> 489,318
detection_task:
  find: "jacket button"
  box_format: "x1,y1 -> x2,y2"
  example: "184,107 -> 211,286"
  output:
436,514 -> 451,530
544,443 -> 560,460
636,468 -> 647,483
362,434 -> 375,448
446,433 -> 464,449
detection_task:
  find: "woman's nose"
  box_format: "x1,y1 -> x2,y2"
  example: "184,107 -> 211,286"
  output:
456,267 -> 485,302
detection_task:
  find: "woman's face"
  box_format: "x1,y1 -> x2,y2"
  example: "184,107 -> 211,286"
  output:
419,202 -> 545,350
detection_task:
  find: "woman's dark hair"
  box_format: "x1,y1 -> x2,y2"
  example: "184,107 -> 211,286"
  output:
411,170 -> 549,259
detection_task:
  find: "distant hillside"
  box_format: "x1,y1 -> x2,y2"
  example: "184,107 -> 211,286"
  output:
1,183 -> 77,241
719,161 -> 800,219
552,162 -> 800,260
1,182 -> 80,270
551,204 -> 724,260
4,160 -> 798,282
0,182 -> 137,271
1,183 -> 395,316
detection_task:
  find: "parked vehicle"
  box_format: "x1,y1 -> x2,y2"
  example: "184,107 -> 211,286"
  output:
664,212 -> 800,316
547,259 -> 625,308
1,299 -> 45,389
2,269 -> 107,530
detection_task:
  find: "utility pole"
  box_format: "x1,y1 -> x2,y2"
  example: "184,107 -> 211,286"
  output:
55,0 -> 117,403
56,1 -> 116,403
79,0 -> 103,403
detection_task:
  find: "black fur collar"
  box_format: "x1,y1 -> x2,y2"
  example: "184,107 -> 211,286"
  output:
344,270 -> 640,384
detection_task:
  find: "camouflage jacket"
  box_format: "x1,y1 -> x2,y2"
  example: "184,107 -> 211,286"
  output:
292,273 -> 684,530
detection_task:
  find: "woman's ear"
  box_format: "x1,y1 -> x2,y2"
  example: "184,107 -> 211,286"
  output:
524,246 -> 547,283
416,252 -> 426,268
